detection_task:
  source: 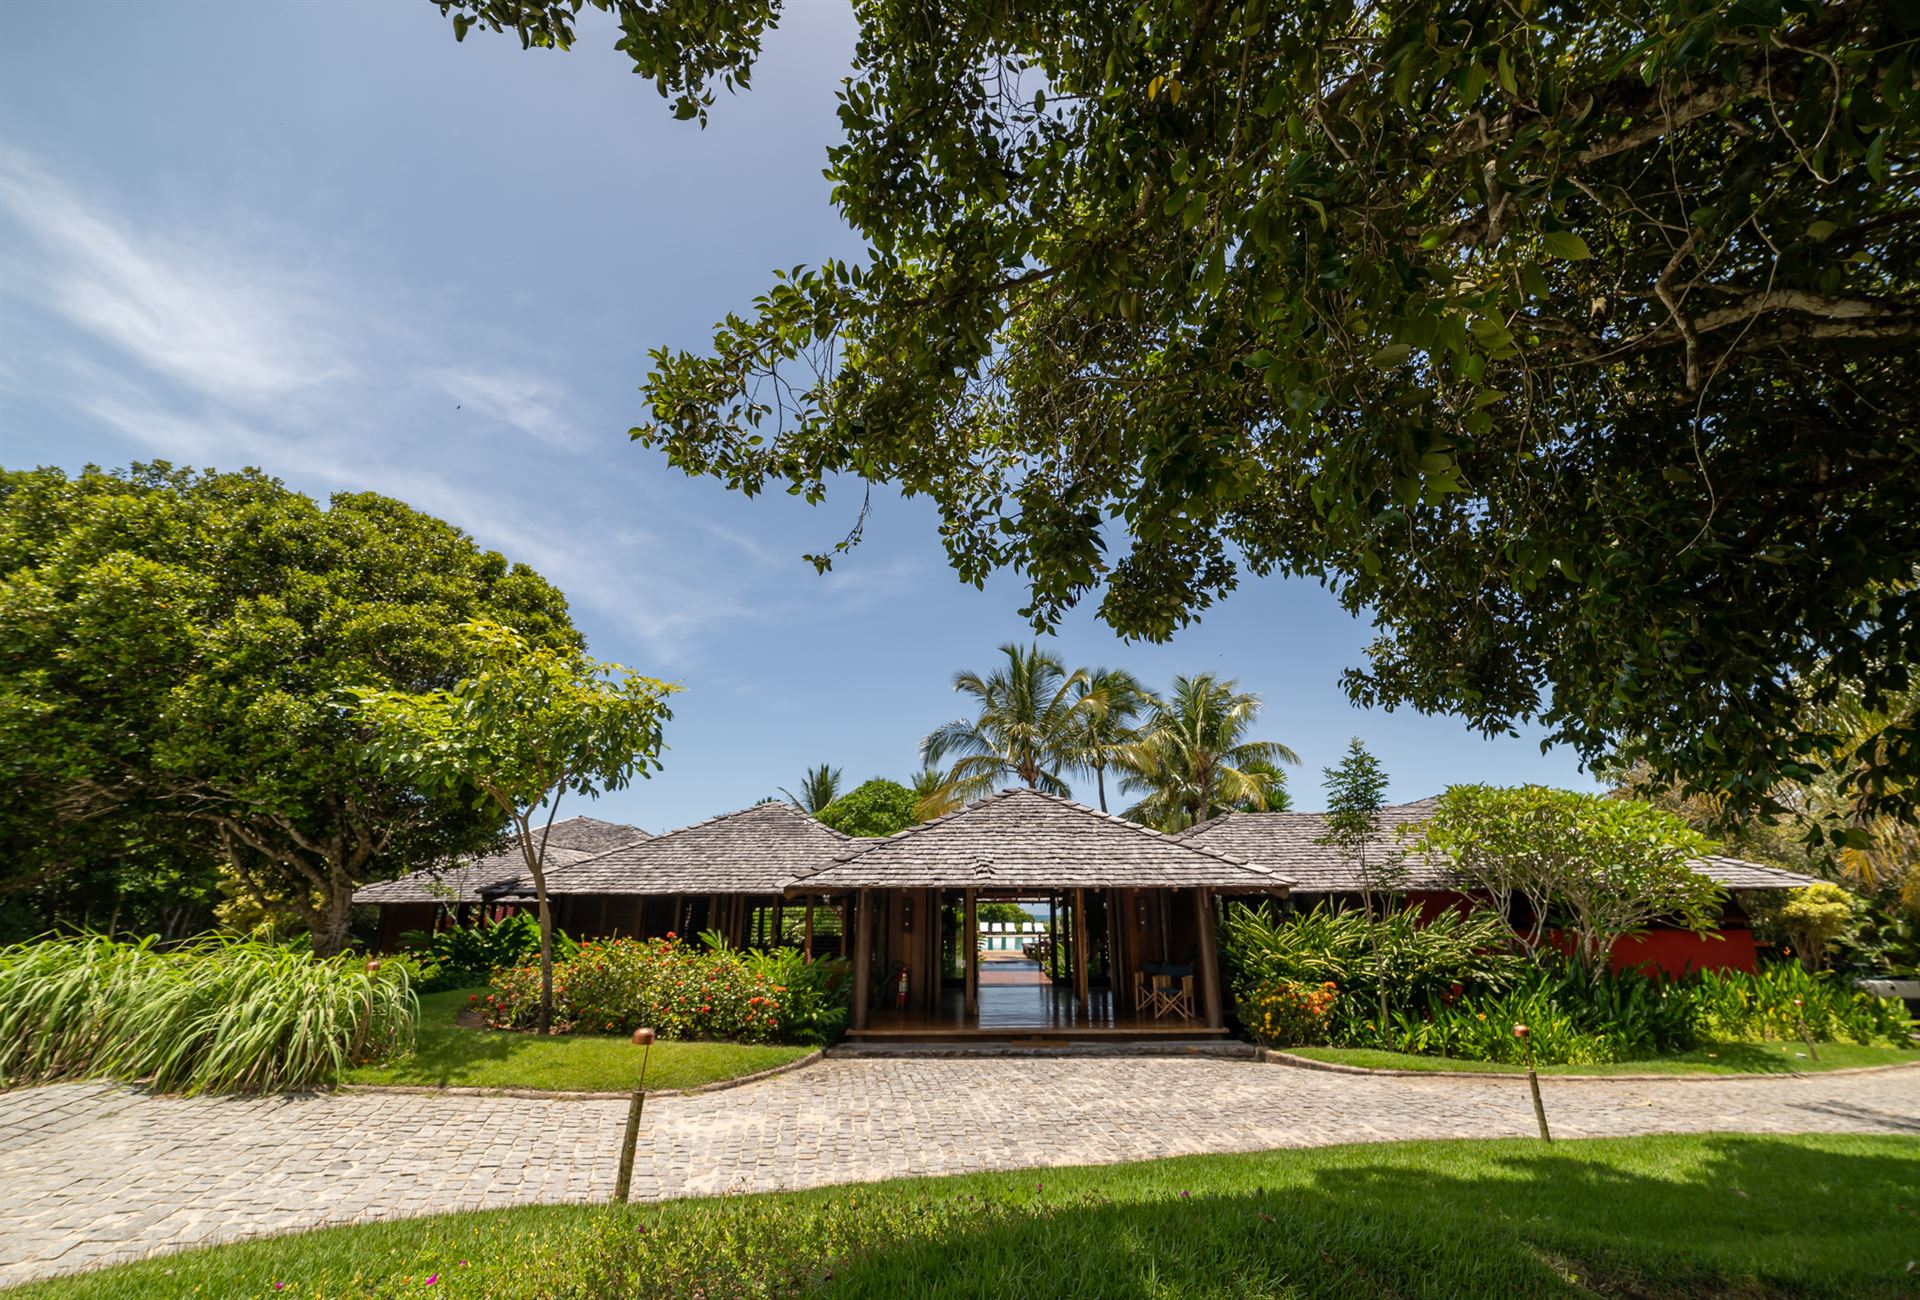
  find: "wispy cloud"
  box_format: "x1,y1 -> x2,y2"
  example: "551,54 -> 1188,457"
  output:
430,367 -> 584,451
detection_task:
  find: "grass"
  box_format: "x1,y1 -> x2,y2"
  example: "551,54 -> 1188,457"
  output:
1282,1039 -> 1920,1076
10,1134 -> 1918,1298
342,989 -> 813,1093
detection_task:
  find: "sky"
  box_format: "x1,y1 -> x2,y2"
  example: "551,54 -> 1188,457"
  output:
0,1 -> 1603,832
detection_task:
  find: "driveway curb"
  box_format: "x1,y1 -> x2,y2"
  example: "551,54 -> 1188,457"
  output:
1261,1047 -> 1920,1082
341,1048 -> 823,1101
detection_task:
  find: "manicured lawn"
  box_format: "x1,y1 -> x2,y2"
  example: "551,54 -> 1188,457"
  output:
1283,1039 -> 1920,1076
342,989 -> 815,1093
11,1134 -> 1917,1298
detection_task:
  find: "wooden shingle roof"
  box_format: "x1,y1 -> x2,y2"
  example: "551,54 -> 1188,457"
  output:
790,787 -> 1294,892
352,816 -> 650,905
1181,800 -> 1827,893
534,801 -> 851,896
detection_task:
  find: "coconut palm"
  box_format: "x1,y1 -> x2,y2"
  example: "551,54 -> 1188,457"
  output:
920,643 -> 1094,802
1116,674 -> 1300,830
909,767 -> 962,821
779,763 -> 843,814
1071,668 -> 1156,812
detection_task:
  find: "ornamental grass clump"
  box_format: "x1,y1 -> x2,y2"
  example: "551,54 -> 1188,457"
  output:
0,933 -> 416,1093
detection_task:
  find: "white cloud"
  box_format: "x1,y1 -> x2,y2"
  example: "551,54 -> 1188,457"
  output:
430,367 -> 584,451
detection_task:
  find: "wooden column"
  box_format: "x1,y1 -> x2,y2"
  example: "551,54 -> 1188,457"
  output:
803,896 -> 815,961
1195,887 -> 1224,1029
963,889 -> 978,1019
838,896 -> 848,957
1109,889 -> 1128,1013
1072,888 -> 1090,1016
851,890 -> 872,1029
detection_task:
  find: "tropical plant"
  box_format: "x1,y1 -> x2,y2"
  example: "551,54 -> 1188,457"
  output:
920,644 -> 1094,801
354,620 -> 676,1034
909,767 -> 961,822
815,778 -> 918,838
398,913 -> 571,992
469,0 -> 1920,831
1070,669 -> 1155,813
1778,884 -> 1859,973
0,933 -> 415,1092
0,463 -> 579,954
1116,675 -> 1298,830
778,764 -> 842,815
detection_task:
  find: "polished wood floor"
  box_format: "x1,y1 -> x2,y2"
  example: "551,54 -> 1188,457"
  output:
850,960 -> 1224,1039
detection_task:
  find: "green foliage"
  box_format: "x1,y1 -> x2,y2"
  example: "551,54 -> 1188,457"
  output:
1069,668 -> 1154,812
816,778 -> 918,837
482,936 -> 849,1045
921,643 -> 1094,801
0,463 -> 579,953
1779,882 -> 1862,971
464,2 -> 1919,826
399,914 -> 571,992
1115,673 -> 1297,829
23,1135 -> 1920,1298
1318,738 -> 1399,897
778,763 -> 842,814
1691,962 -> 1913,1047
975,902 -> 1032,926
1239,978 -> 1340,1048
1414,785 -> 1724,972
0,933 -> 416,1093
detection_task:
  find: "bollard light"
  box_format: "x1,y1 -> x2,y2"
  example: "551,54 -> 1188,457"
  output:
614,1027 -> 657,1202
1514,1023 -> 1551,1144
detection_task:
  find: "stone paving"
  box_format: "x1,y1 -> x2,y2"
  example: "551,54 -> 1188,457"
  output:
2,1057 -> 1917,1287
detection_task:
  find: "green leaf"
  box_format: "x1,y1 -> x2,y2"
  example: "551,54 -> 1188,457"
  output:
1540,231 -> 1592,260
1371,343 -> 1413,367
1805,219 -> 1838,242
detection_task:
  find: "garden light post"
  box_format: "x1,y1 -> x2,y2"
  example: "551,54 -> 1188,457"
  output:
1793,998 -> 1819,1062
1515,1024 -> 1551,1144
613,1027 -> 656,1203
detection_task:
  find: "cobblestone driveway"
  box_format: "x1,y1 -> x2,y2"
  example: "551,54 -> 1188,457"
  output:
3,1057 -> 1916,1286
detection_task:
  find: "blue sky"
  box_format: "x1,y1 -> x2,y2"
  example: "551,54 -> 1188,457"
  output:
0,2 -> 1601,830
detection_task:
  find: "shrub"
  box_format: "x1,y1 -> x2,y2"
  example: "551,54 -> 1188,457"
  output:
1693,962 -> 1912,1045
1776,884 -> 1858,972
1239,979 -> 1339,1047
483,935 -> 849,1045
0,933 -> 415,1093
400,913 -> 572,992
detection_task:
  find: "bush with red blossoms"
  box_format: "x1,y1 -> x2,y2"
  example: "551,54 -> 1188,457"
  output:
482,935 -> 848,1044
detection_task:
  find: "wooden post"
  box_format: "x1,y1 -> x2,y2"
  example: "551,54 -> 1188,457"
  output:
851,890 -> 872,1029
1072,888 -> 1090,1017
838,896 -> 848,957
964,889 -> 978,1020
1195,888 -> 1224,1029
803,896 -> 815,961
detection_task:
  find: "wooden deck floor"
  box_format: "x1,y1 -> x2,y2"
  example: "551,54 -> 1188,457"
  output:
850,961 -> 1224,1040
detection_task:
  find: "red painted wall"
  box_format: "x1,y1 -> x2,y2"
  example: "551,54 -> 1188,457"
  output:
1610,926 -> 1758,977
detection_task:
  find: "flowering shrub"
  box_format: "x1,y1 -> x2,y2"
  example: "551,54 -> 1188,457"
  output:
482,935 -> 849,1045
1238,979 -> 1339,1047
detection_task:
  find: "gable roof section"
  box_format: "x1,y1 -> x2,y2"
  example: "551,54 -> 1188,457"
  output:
791,787 -> 1293,892
1182,800 -> 1826,893
352,815 -> 651,905
534,801 -> 852,896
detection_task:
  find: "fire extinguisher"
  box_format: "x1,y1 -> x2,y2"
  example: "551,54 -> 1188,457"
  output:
892,962 -> 909,1011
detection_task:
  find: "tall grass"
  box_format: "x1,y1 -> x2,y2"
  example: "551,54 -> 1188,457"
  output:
0,933 -> 416,1093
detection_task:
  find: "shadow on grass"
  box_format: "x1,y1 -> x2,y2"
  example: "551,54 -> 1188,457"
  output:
575,1135 -> 1920,1299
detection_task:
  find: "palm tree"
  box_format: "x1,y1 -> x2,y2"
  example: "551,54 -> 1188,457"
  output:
1071,668 -> 1155,812
909,767 -> 962,821
1116,674 -> 1300,830
920,643 -> 1095,802
779,763 -> 843,814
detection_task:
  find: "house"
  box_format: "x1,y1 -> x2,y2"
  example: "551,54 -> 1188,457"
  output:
355,790 -> 1824,1037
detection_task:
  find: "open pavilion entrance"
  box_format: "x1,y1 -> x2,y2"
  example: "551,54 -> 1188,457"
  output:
837,886 -> 1231,1042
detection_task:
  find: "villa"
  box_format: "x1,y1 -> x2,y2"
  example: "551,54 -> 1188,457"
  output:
356,789 -> 1821,1041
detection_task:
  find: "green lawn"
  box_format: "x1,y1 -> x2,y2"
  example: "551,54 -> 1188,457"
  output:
11,1134 -> 1917,1298
342,989 -> 815,1093
1282,1039 -> 1920,1076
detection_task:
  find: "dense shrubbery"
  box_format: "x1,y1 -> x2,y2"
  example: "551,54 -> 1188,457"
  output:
1224,902 -> 1913,1065
400,914 -> 569,992
0,933 -> 415,1092
484,936 -> 849,1045
1239,980 -> 1340,1047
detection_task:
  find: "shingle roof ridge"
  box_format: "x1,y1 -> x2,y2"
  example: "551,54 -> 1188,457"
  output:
1011,787 -> 1269,869
639,799 -> 854,845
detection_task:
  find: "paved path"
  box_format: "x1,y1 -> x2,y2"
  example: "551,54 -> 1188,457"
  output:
3,1058 -> 1916,1286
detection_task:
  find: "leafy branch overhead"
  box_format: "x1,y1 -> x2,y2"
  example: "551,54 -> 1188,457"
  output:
440,1 -> 1919,820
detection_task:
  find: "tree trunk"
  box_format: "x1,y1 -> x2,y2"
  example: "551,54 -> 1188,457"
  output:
311,884 -> 357,959
1095,765 -> 1108,812
535,875 -> 555,1034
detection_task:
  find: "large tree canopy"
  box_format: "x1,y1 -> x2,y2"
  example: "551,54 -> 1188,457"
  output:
443,0 -> 1918,819
0,464 -> 581,953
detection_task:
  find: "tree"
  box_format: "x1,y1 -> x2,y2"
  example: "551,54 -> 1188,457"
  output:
0,463 -> 579,954
1116,675 -> 1298,830
816,778 -> 918,837
920,644 -> 1094,801
1070,668 -> 1154,813
779,764 -> 843,814
1318,738 -> 1399,1037
1413,785 -> 1725,977
442,0 -> 1920,824
976,902 -> 1033,926
1778,883 -> 1860,972
909,767 -> 962,822
354,620 -> 675,1033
